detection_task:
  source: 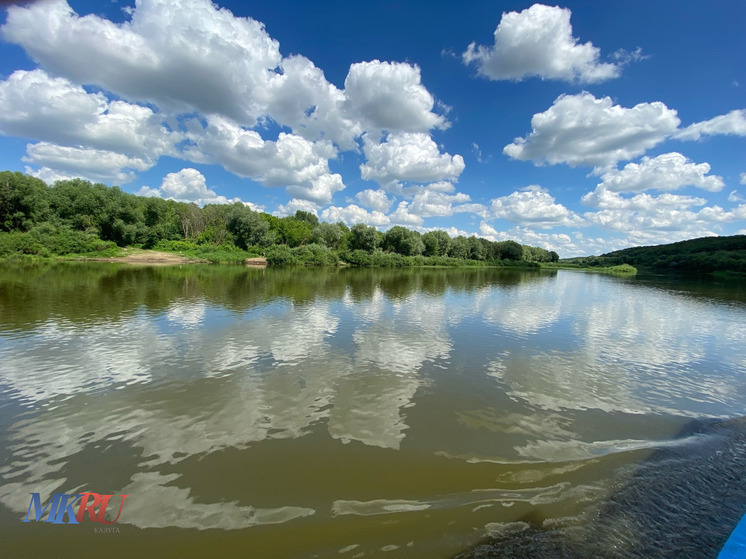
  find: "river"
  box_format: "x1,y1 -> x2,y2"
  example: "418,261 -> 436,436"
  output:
0,263 -> 744,558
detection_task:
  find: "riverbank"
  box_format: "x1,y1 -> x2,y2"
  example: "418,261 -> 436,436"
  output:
72,247 -> 208,264
1,246 -> 543,269
540,262 -> 638,275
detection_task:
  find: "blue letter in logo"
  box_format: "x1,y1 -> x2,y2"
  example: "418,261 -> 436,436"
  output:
23,493 -> 82,524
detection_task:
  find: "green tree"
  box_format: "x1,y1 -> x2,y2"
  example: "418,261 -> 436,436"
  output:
293,210 -> 319,227
468,236 -> 485,260
497,240 -> 523,261
422,230 -> 451,256
0,171 -> 50,231
312,222 -> 345,249
382,226 -> 424,256
280,215 -> 314,247
226,203 -> 269,249
348,223 -> 380,252
448,236 -> 470,259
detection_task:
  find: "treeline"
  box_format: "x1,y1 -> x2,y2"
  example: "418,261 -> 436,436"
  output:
563,235 -> 746,274
0,171 -> 559,266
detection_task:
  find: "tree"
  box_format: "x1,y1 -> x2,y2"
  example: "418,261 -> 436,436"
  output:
177,203 -> 205,242
312,222 -> 345,249
0,171 -> 50,231
293,210 -> 319,227
348,223 -> 379,252
497,240 -> 523,261
422,230 -> 451,256
448,236 -> 470,259
468,236 -> 485,260
382,226 -> 424,256
280,215 -> 314,247
226,203 -> 269,248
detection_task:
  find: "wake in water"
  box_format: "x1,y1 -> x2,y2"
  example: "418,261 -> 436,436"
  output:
456,417 -> 746,559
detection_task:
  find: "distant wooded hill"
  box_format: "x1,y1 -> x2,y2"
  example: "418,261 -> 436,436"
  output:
563,236 -> 746,274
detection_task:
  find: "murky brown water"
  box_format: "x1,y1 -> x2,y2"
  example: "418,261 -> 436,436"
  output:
0,263 -> 744,557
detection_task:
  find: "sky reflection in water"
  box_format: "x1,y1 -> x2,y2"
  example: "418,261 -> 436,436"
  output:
0,264 -> 744,557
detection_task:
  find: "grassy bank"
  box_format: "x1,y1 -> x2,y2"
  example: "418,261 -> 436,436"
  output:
541,262 -> 638,275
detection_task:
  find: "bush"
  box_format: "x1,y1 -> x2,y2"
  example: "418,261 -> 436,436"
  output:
265,244 -> 296,265
338,249 -> 372,266
0,231 -> 49,257
291,243 -> 339,266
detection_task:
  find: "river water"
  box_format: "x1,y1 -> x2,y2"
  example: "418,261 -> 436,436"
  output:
0,263 -> 744,558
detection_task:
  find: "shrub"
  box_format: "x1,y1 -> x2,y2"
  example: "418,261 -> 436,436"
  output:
265,244 -> 296,265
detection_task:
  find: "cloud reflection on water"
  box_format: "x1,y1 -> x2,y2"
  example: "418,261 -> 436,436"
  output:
0,267 -> 745,533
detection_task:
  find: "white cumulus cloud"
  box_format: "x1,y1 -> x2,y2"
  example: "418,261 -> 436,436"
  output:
388,201 -> 424,227
184,116 -> 343,205
408,187 -> 474,218
360,132 -> 465,186
597,153 -> 723,193
320,204 -> 390,227
488,185 -> 584,228
354,189 -> 394,213
582,188 -> 746,246
463,4 -> 620,83
137,168 -> 256,208
674,109 -> 746,141
0,69 -> 180,165
23,142 -> 153,184
343,60 -> 448,133
0,0 -> 463,201
1,0 -> 283,126
504,92 -> 680,168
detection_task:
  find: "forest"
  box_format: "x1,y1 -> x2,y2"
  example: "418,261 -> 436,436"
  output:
0,171 -> 559,266
562,235 -> 746,275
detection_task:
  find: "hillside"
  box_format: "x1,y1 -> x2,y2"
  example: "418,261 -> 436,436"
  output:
565,236 -> 746,274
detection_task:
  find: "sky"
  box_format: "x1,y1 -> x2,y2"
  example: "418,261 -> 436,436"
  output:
0,0 -> 744,257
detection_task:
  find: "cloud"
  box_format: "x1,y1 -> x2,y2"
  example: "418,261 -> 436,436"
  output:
360,132 -> 465,186
320,204 -> 390,227
471,142 -> 484,163
343,60 -> 448,133
137,168 -> 258,208
275,198 -> 320,216
354,189 -> 393,213
23,142 -> 153,183
0,69 -> 179,161
488,185 -> 584,228
674,109 -> 746,141
728,190 -> 746,203
741,173 -> 746,185
184,116 -> 344,204
407,187 -> 475,218
266,54 -> 360,149
24,166 -> 78,185
463,4 -> 620,83
582,187 -> 746,246
478,222 -> 580,254
0,0 -> 456,193
596,153 -> 723,193
503,92 -> 680,167
582,188 -> 707,211
388,201 -> 424,227
1,0 -> 283,126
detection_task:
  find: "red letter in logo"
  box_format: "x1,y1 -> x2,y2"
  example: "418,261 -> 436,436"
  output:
97,494 -> 129,524
76,492 -> 102,522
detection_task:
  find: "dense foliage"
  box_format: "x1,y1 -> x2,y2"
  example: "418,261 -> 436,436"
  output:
0,171 -> 559,266
562,236 -> 746,274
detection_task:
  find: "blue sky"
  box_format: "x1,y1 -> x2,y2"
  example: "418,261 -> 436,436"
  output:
1,0 -> 744,256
